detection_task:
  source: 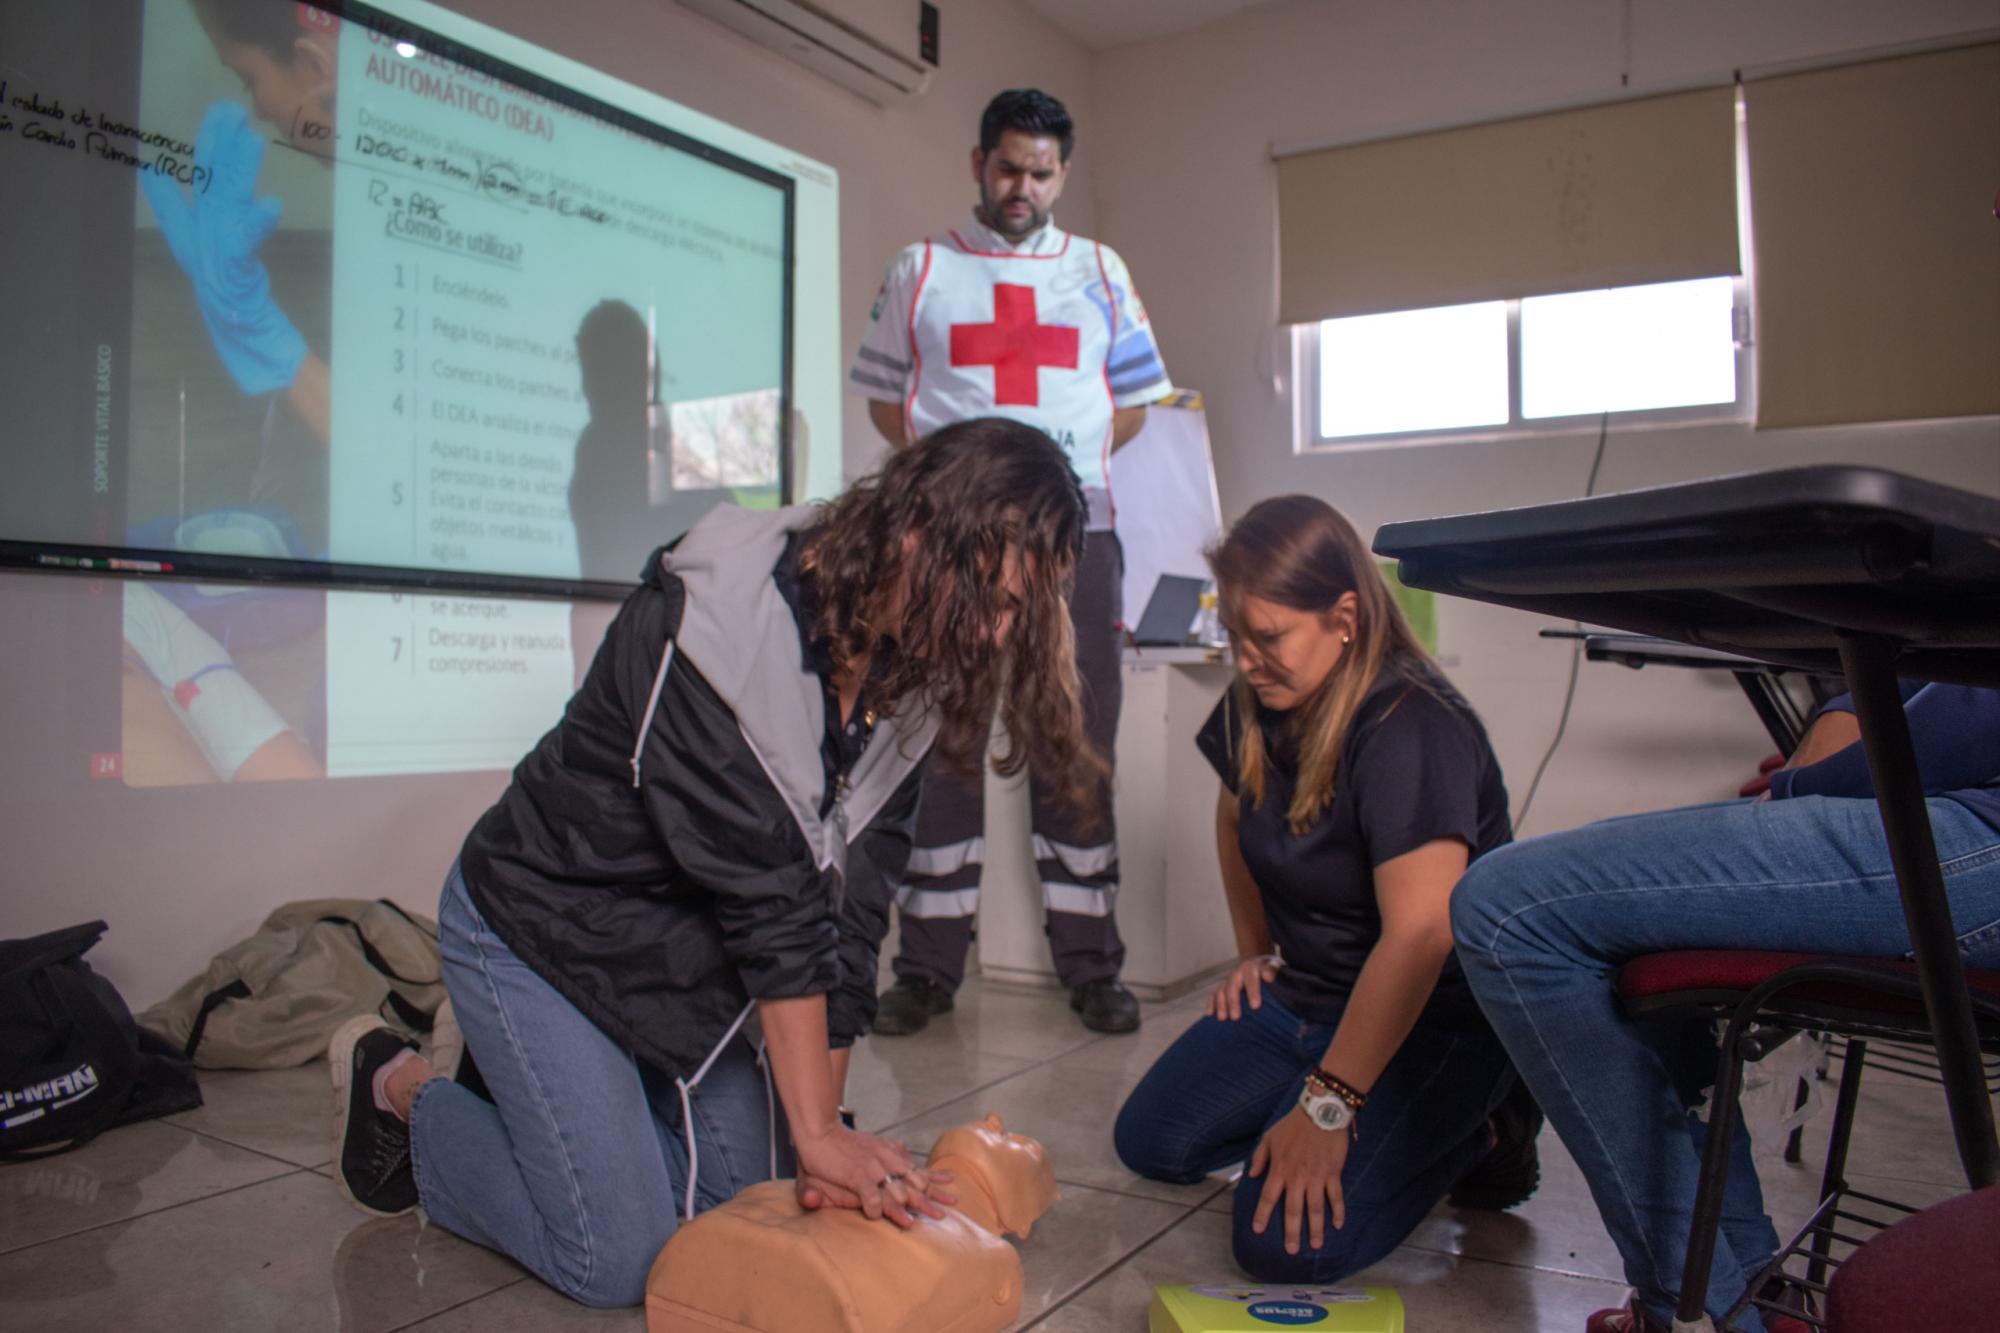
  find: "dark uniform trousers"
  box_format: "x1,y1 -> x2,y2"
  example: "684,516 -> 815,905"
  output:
890,530 -> 1126,991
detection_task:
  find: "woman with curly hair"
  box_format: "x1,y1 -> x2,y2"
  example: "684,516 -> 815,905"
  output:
325,418 -> 1099,1307
1114,494 -> 1535,1283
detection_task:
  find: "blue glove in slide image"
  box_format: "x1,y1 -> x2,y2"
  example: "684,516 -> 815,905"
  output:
140,101 -> 309,396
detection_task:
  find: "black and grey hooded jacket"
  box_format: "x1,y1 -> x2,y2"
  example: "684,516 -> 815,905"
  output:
458,504 -> 937,1084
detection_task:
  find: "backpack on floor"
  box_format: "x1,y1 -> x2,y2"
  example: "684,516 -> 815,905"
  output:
0,921 -> 202,1160
139,898 -> 445,1069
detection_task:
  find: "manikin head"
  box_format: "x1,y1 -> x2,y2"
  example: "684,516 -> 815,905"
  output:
926,1114 -> 1059,1239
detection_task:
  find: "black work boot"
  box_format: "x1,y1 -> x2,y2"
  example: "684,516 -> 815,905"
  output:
873,977 -> 955,1037
1070,978 -> 1141,1034
1448,1074 -> 1544,1210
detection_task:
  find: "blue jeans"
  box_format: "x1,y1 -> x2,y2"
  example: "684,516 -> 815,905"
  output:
1112,990 -> 1514,1283
1451,796 -> 2000,1332
410,863 -> 791,1308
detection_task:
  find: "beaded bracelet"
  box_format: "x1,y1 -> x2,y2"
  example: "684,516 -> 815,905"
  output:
1305,1067 -> 1366,1111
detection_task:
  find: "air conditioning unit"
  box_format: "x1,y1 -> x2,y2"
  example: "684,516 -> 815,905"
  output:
676,0 -> 934,105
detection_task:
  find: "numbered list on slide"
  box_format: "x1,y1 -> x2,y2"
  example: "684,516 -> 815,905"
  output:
325,32 -> 596,774
321,26 -> 786,777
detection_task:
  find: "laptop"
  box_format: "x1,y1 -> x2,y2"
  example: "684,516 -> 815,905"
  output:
1130,573 -> 1209,646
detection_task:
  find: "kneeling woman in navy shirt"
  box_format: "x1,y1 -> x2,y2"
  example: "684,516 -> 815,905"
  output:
1115,494 -> 1532,1282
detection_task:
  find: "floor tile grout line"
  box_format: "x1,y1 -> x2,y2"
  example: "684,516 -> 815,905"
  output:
381,1272 -> 535,1331
169,1117 -> 332,1173
0,1157 -> 321,1258
1039,1173 -> 1231,1209
1017,1184 -> 1230,1330
1390,1236 -> 1636,1285
873,1030 -> 1116,1137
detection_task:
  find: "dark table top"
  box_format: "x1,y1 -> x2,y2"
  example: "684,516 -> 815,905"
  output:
1374,466 -> 2000,685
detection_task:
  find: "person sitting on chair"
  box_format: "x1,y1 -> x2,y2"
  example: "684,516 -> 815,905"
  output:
1450,684 -> 2000,1332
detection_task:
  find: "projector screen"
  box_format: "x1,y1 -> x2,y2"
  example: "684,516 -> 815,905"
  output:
0,0 -> 844,788
2,0 -> 794,598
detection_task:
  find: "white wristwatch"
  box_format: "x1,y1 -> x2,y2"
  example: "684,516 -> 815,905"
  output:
1298,1082 -> 1356,1133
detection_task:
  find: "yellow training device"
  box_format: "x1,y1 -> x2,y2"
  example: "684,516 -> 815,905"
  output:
1149,1283 -> 1405,1332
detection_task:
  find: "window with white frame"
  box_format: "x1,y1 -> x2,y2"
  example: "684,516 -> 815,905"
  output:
1299,275 -> 1750,447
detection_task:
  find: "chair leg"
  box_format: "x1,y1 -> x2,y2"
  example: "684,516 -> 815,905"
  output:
1783,1075 -> 1809,1165
1804,1037 -> 1868,1290
1676,1012 -> 1759,1330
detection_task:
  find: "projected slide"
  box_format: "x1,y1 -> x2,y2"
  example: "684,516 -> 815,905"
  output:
324,26 -> 786,582
2,0 -> 838,788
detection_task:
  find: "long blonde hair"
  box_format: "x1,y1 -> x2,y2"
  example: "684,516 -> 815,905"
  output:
1208,495 -> 1433,834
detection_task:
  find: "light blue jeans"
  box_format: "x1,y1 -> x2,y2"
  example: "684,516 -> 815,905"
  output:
1451,795 -> 2000,1331
409,863 -> 789,1308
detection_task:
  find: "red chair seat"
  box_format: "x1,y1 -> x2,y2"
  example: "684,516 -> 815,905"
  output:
1618,951 -> 2000,1035
1825,1186 -> 2000,1330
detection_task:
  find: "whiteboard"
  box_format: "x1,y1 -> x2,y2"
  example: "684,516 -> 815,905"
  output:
1108,401 -> 1224,628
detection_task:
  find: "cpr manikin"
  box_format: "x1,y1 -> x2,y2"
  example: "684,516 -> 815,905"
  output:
646,1114 -> 1059,1333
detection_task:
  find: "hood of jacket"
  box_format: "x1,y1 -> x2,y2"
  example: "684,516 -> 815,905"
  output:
646,503 -> 938,881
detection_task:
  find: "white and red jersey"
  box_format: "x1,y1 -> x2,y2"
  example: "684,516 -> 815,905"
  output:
849,213 -> 1171,503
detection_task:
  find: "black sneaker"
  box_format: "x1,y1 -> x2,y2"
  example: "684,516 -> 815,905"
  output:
1448,1074 -> 1544,1211
873,977 -> 955,1037
329,1016 -> 420,1217
1071,978 -> 1141,1034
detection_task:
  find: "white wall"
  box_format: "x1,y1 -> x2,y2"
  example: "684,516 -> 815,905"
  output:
2,0 -> 1096,1007
1089,0 -> 2000,838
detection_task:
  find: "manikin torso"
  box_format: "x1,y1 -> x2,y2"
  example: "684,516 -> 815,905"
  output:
646,1115 -> 1059,1333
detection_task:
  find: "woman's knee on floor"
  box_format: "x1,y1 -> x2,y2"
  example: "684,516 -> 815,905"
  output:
1113,1085 -> 1210,1184
546,1224 -> 675,1309
1229,1201 -> 1370,1286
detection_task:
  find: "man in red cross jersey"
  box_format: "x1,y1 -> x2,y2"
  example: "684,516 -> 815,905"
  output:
849,89 -> 1173,1036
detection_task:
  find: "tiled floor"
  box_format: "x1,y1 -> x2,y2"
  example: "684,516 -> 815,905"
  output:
1,982 -> 1985,1332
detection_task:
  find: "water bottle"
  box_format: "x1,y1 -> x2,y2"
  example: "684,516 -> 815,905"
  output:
1193,589 -> 1225,649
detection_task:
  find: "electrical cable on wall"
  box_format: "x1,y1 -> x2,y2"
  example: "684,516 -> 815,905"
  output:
1511,412 -> 1609,833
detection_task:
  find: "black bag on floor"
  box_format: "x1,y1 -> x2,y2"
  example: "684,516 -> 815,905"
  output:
0,921 -> 202,1160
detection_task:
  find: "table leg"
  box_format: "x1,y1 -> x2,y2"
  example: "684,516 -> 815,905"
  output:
1837,633 -> 1999,1190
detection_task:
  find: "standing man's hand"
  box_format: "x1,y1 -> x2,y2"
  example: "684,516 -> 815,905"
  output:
868,399 -> 910,448
1110,405 -> 1147,452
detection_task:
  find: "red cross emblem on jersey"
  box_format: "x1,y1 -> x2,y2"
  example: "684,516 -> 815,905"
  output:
949,283 -> 1079,406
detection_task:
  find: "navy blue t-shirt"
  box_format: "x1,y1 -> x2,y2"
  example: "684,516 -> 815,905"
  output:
1195,657 -> 1511,1029
1766,683 -> 2000,832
